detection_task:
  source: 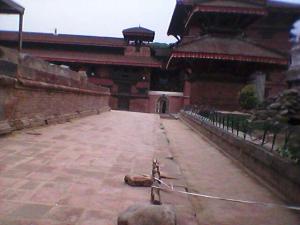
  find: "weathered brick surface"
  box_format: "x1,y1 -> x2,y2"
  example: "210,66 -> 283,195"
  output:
0,47 -> 110,134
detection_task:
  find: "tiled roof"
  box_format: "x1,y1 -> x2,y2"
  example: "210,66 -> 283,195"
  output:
0,31 -> 126,48
23,49 -> 162,68
168,35 -> 288,67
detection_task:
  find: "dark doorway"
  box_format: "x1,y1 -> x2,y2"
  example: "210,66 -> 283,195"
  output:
157,96 -> 169,114
118,97 -> 129,111
161,100 -> 167,113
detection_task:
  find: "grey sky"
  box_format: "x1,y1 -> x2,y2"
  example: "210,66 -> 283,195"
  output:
0,0 -> 299,43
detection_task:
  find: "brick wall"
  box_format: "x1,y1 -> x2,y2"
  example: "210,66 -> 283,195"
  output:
0,47 -> 110,134
266,71 -> 288,97
190,81 -> 244,110
130,98 -> 149,112
124,46 -> 151,57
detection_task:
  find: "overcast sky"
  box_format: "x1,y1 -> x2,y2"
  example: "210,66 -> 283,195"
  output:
0,0 -> 299,43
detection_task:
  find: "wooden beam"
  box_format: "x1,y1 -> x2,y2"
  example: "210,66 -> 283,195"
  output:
18,13 -> 23,51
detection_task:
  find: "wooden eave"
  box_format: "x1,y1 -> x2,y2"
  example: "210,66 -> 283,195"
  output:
167,36 -> 289,69
0,0 -> 24,14
168,51 -> 288,67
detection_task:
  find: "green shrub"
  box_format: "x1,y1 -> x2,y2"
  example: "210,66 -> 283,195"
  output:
239,85 -> 258,110
278,132 -> 300,164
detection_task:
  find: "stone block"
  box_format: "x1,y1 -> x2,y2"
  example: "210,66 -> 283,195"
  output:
9,119 -> 25,130
20,118 -> 31,128
30,116 -> 47,127
118,204 -> 176,225
0,120 -> 12,135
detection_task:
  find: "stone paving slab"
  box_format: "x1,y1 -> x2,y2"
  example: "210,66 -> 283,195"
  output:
162,118 -> 300,225
0,111 -> 153,225
0,111 -> 198,225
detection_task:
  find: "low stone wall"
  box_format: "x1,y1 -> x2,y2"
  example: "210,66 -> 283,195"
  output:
180,111 -> 300,204
0,46 -> 110,134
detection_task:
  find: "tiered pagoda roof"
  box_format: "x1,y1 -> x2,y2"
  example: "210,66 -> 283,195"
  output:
167,0 -> 299,68
168,0 -> 300,37
122,27 -> 155,42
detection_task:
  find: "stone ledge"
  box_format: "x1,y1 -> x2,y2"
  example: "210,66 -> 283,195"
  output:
17,78 -> 110,96
180,111 -> 300,204
0,106 -> 111,135
0,74 -> 110,96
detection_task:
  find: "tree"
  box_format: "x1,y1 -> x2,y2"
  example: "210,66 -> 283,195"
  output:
239,84 -> 258,110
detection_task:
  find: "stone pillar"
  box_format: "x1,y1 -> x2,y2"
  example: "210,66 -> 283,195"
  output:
182,69 -> 192,106
287,43 -> 300,89
250,71 -> 266,102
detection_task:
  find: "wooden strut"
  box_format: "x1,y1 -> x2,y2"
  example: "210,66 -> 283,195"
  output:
151,159 -> 162,205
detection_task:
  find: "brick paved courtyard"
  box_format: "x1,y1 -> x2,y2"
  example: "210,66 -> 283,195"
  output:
0,111 -> 299,225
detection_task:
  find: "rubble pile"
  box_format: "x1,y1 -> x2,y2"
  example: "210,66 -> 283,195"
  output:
252,89 -> 300,125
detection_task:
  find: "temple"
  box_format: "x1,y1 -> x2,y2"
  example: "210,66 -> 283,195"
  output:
167,0 -> 299,110
0,0 -> 299,112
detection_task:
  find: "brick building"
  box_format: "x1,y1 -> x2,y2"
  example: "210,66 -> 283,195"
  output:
1,0 -> 299,112
0,28 -> 186,113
